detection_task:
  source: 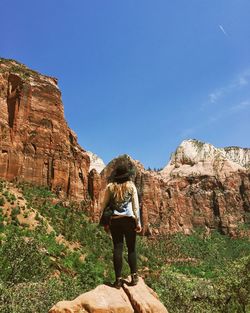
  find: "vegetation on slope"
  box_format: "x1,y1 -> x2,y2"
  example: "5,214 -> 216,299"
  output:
0,180 -> 250,313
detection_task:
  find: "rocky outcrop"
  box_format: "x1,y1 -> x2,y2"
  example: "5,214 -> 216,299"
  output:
87,151 -> 105,173
49,277 -> 168,313
0,58 -> 90,200
95,141 -> 250,236
221,146 -> 250,169
161,139 -> 245,179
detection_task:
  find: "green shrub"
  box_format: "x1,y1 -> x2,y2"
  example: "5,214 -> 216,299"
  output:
35,231 -> 66,257
11,206 -> 20,218
148,256 -> 250,313
0,277 -> 83,313
0,230 -> 50,286
0,197 -> 5,206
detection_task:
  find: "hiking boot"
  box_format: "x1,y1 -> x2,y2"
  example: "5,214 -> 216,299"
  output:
113,277 -> 123,289
131,273 -> 139,286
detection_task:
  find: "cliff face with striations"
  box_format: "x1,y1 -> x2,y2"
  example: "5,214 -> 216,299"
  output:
156,140 -> 250,235
0,58 -> 90,200
95,140 -> 250,236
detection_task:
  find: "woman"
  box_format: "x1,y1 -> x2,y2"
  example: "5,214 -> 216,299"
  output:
100,164 -> 142,289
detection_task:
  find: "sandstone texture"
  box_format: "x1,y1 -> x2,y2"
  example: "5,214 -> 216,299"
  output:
0,58 -> 90,200
49,277 -> 168,313
123,277 -> 168,313
95,140 -> 250,236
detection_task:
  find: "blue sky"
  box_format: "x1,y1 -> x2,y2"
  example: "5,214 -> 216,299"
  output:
1,0 -> 250,168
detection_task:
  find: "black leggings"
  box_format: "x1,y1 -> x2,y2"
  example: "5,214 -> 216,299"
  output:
110,217 -> 137,279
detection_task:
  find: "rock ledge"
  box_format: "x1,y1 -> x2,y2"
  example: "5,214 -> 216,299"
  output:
49,277 -> 168,313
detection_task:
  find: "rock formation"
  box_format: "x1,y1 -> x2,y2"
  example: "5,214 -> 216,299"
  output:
0,58 -> 90,200
95,141 -> 250,236
221,146 -> 250,169
87,151 -> 105,173
161,139 -> 246,179
49,277 -> 168,313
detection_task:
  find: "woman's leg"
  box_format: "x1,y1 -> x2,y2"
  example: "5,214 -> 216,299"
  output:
110,219 -> 124,279
124,218 -> 137,274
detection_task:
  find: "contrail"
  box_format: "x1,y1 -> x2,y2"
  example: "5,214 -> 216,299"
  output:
219,25 -> 229,37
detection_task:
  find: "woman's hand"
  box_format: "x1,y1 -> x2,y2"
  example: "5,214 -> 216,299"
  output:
135,225 -> 142,233
104,225 -> 110,233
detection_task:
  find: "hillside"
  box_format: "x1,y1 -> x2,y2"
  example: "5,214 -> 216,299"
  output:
0,179 -> 250,313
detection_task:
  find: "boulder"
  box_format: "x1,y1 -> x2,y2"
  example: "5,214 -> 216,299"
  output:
123,277 -> 168,313
49,277 -> 168,313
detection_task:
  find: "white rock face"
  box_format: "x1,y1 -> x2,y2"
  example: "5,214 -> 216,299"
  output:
161,139 -> 246,180
87,151 -> 105,174
221,146 -> 250,168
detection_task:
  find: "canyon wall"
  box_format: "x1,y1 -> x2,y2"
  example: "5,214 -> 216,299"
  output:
95,141 -> 250,236
0,58 -> 90,200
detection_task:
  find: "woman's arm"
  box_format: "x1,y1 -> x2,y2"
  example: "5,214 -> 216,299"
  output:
100,185 -> 111,212
100,185 -> 111,232
131,183 -> 142,231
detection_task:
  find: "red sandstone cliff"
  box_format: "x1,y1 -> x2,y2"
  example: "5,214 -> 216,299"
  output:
95,141 -> 250,236
0,58 -> 90,200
